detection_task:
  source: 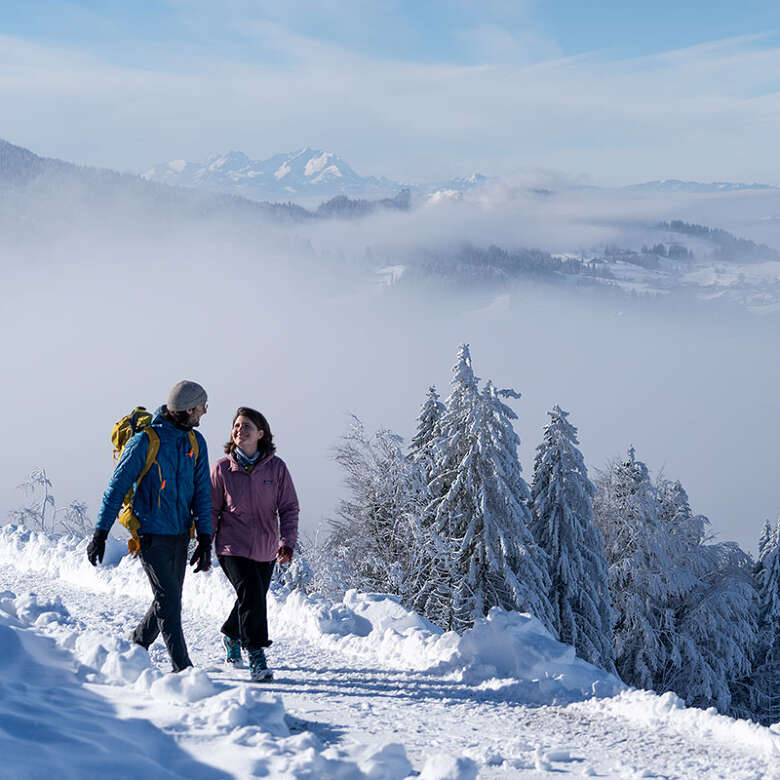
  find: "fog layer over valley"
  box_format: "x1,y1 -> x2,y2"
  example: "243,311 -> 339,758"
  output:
1,144 -> 778,553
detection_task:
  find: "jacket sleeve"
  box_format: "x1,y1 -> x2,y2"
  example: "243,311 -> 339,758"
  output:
95,432 -> 149,533
210,461 -> 226,540
192,433 -> 212,535
277,462 -> 299,550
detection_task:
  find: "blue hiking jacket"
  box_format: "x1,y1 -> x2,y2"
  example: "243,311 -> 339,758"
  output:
96,406 -> 211,535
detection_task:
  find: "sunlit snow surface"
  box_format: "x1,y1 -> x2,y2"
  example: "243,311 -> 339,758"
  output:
1,525 -> 779,779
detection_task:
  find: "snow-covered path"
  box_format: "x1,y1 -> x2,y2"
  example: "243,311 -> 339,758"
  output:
1,529 -> 779,779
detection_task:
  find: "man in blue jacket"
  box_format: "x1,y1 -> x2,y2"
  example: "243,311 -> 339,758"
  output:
87,380 -> 212,672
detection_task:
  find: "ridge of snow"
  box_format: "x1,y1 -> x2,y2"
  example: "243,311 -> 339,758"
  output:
569,690 -> 780,758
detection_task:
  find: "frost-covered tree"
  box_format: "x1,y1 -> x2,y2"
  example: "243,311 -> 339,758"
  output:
9,468 -> 92,537
656,485 -> 757,713
530,406 -> 615,672
749,517 -> 780,724
596,458 -> 758,712
593,448 -> 681,689
670,541 -> 757,715
757,520 -> 777,566
428,345 -> 554,632
329,417 -> 428,602
654,479 -> 757,714
9,467 -> 56,533
409,385 -> 445,483
59,500 -> 92,537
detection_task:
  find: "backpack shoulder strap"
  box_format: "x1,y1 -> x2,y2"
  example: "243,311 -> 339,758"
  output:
138,428 -> 160,482
187,430 -> 199,463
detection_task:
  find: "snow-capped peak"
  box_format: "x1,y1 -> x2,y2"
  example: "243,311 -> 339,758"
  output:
206,150 -> 251,172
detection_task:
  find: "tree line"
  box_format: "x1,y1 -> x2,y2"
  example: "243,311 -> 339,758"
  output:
292,344 -> 779,725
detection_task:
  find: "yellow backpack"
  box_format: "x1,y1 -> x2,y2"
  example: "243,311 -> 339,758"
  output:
111,407 -> 199,555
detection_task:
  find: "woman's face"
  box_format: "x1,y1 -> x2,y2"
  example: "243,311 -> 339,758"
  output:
232,414 -> 264,455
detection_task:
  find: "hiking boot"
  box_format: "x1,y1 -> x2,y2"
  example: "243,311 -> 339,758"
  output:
222,635 -> 242,664
248,648 -> 273,681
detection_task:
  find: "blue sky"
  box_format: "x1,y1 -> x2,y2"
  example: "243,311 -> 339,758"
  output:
2,1 -> 780,182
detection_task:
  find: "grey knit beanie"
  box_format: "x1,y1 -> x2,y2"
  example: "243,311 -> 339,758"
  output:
167,380 -> 208,412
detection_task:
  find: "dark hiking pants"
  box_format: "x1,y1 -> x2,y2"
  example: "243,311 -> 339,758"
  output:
133,533 -> 192,672
218,555 -> 275,651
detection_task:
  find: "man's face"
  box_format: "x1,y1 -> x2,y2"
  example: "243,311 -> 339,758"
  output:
187,402 -> 208,427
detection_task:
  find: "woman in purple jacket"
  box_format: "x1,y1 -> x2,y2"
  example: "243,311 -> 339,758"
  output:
211,406 -> 299,681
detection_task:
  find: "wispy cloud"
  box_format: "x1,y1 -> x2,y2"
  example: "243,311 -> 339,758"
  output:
2,26 -> 780,184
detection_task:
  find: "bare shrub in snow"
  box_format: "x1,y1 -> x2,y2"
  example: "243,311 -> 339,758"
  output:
8,467 -> 91,537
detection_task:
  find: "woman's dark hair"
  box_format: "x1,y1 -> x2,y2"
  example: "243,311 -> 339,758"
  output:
224,406 -> 276,458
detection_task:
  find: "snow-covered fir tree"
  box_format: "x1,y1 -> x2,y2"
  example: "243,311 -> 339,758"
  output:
655,478 -> 757,714
409,385 -> 445,480
405,385 -> 451,622
593,448 -> 681,690
427,345 -> 554,633
749,517 -> 780,724
530,406 -> 615,673
757,519 -> 777,566
596,457 -> 758,713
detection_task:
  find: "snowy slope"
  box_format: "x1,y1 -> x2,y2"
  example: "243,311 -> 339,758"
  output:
2,525 -> 780,779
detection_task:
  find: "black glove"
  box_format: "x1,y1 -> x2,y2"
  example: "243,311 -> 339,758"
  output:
87,529 -> 108,566
189,533 -> 212,572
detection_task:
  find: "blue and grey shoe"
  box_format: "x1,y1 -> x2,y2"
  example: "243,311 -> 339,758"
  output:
248,648 -> 273,681
222,635 -> 242,664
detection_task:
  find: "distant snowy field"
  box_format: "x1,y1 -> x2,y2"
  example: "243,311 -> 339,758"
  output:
1,525 -> 779,779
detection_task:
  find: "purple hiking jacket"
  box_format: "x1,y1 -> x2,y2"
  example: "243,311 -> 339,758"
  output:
211,453 -> 299,563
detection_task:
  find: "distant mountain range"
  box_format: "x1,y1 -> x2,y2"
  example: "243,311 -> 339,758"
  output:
0,138 -> 413,227
143,148 -> 487,203
143,147 -> 779,203
624,179 -> 779,194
